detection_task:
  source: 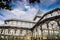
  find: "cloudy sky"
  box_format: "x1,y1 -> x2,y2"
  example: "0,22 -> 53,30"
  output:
0,0 -> 60,24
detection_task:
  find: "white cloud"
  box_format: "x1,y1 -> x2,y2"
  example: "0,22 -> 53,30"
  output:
11,9 -> 26,16
0,9 -> 17,20
25,5 -> 30,9
0,21 -> 4,25
0,8 -> 38,22
0,0 -> 39,22
10,7 -> 38,20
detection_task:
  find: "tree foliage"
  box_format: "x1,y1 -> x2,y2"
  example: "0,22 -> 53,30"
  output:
29,0 -> 40,4
0,0 -> 11,10
0,0 -> 40,10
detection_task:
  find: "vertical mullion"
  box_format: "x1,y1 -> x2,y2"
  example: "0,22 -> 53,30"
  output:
57,20 -> 60,39
46,23 -> 49,40
40,24 -> 43,40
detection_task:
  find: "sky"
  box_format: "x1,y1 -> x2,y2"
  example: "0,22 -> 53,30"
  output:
0,0 -> 60,24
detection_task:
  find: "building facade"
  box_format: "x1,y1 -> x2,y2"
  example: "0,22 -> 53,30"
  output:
32,8 -> 60,40
0,8 -> 60,40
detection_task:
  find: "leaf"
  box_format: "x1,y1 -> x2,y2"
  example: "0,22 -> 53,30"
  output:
0,0 -> 11,10
29,0 -> 40,4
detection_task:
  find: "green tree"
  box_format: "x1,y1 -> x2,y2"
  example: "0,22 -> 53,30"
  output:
0,0 -> 11,10
29,0 -> 40,4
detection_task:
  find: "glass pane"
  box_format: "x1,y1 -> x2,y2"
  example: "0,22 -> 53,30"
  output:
43,30 -> 48,39
42,24 -> 47,29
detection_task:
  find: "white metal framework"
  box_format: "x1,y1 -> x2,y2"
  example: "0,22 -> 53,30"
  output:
0,8 -> 60,40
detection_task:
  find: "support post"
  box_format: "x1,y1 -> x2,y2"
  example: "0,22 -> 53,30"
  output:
40,25 -> 43,40
46,23 -> 50,40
